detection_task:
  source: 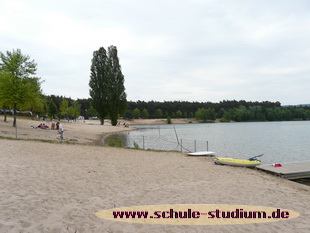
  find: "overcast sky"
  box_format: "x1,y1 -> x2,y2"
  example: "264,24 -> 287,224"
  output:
1,0 -> 309,105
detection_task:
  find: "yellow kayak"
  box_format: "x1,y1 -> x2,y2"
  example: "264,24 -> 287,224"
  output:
214,157 -> 261,167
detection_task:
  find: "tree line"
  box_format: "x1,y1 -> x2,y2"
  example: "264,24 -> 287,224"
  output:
123,100 -> 281,119
120,100 -> 310,122
41,97 -> 310,122
1,48 -> 309,127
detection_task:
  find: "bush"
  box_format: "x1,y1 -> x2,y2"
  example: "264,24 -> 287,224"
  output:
167,116 -> 172,124
106,135 -> 124,147
133,141 -> 139,149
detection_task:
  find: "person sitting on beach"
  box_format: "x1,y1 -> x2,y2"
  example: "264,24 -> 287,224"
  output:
51,121 -> 55,130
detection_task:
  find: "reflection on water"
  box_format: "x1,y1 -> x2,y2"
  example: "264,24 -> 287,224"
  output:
121,121 -> 310,164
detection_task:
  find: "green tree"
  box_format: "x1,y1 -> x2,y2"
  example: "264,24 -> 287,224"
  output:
167,116 -> 172,124
0,71 -> 11,122
303,110 -> 310,120
141,108 -> 149,118
0,49 -> 41,127
89,47 -> 109,124
89,46 -> 127,126
206,108 -> 216,121
87,106 -> 98,118
68,102 -> 80,121
28,93 -> 45,119
231,108 -> 244,122
106,46 -> 127,126
48,98 -> 57,118
132,108 -> 140,118
0,74 -> 44,121
176,110 -> 183,118
220,110 -> 231,122
123,109 -> 132,119
59,99 -> 69,118
155,109 -> 163,118
195,108 -> 208,121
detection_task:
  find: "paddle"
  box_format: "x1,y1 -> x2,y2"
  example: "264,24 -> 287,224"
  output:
248,154 -> 264,161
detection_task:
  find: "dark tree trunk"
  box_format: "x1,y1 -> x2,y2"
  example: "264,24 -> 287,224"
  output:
4,109 -> 7,122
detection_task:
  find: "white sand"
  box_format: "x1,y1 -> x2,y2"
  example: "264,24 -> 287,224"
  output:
0,117 -> 309,232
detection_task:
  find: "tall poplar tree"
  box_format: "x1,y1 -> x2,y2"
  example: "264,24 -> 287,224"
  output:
106,46 -> 127,126
89,46 -> 127,125
89,47 -> 109,125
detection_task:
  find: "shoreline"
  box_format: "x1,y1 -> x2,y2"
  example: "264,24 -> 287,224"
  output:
100,130 -> 135,146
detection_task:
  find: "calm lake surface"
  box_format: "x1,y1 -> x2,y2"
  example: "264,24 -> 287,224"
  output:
120,121 -> 310,165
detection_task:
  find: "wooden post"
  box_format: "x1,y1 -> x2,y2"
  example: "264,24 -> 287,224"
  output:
207,141 -> 209,151
143,136 -> 145,150
180,139 -> 183,152
173,124 -> 180,145
194,140 -> 196,152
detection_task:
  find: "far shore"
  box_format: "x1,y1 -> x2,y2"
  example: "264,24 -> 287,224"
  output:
121,118 -> 201,125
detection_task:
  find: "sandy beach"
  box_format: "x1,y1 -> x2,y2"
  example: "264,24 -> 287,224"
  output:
1,117 -> 310,232
0,117 -> 134,145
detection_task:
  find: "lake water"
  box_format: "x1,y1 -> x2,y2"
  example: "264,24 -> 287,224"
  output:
119,121 -> 310,165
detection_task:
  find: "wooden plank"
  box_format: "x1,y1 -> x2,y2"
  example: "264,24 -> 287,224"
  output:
256,161 -> 310,180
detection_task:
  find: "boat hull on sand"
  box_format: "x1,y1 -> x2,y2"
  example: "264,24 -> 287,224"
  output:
214,157 -> 261,167
187,151 -> 216,156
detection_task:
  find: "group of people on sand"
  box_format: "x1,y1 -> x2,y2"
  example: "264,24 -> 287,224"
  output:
117,122 -> 129,127
36,121 -> 62,130
36,123 -> 49,129
51,121 -> 61,130
33,121 -> 64,140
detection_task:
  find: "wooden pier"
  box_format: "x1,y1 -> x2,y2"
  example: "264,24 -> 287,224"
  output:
256,161 -> 310,180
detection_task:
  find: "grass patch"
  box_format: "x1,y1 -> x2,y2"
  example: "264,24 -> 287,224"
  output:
105,134 -> 126,147
0,135 -> 181,153
0,135 -> 80,145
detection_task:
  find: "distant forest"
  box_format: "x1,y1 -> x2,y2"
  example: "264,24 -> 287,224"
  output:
45,95 -> 310,122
